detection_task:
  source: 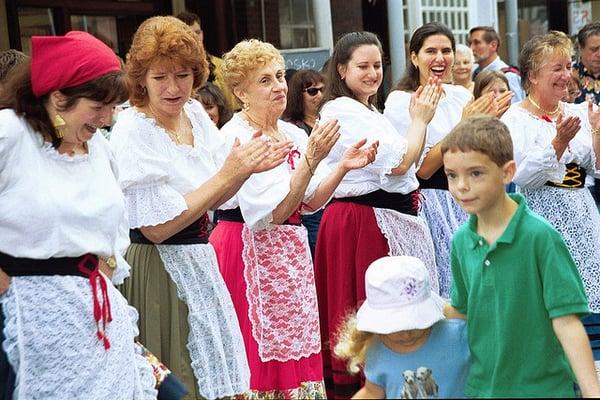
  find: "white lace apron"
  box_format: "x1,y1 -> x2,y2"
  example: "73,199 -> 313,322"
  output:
241,224 -> 321,362
156,244 -> 250,399
373,208 -> 440,295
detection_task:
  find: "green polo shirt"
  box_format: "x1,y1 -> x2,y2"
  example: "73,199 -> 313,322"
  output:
450,193 -> 589,398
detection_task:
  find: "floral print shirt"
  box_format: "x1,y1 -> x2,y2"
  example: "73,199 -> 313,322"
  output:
573,60 -> 600,104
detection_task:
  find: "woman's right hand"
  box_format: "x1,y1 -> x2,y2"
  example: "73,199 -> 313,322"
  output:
220,131 -> 272,179
0,268 -> 10,296
462,92 -> 496,120
554,113 -> 581,145
409,76 -> 443,124
305,119 -> 341,164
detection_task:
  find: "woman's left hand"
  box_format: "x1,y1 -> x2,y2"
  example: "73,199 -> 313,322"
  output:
339,138 -> 379,171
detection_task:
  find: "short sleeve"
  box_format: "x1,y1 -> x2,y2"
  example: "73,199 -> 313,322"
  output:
538,228 -> 589,319
450,238 -> 469,315
110,110 -> 188,228
320,97 -> 407,185
364,343 -> 385,388
501,106 -> 566,188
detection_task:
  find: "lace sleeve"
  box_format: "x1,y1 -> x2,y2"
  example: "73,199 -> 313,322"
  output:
502,108 -> 565,189
321,97 -> 407,184
123,182 -> 188,229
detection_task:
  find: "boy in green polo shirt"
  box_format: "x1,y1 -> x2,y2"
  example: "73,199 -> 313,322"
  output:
441,116 -> 600,398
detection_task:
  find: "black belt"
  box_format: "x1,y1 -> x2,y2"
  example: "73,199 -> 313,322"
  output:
334,189 -> 420,216
418,167 -> 448,190
130,214 -> 210,244
0,251 -> 113,350
214,207 -> 302,226
545,163 -> 587,189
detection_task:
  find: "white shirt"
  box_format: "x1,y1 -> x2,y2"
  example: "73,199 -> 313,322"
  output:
384,84 -> 472,168
320,96 -> 416,197
474,55 -> 526,102
0,109 -> 130,283
501,101 -> 600,188
110,100 -> 227,229
217,112 -> 330,230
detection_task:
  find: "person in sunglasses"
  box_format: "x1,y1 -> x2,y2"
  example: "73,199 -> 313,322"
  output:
282,69 -> 326,256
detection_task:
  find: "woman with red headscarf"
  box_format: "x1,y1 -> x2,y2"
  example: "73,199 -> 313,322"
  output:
0,32 -> 155,399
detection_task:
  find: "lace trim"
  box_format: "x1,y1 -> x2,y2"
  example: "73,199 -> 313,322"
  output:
124,183 -> 188,229
419,189 -> 468,298
241,224 -> 321,362
520,186 -> 600,313
156,244 -> 250,398
2,276 -> 156,399
373,207 -> 440,295
41,141 -> 89,163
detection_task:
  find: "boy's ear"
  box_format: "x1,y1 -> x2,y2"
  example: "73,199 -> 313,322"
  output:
502,160 -> 517,184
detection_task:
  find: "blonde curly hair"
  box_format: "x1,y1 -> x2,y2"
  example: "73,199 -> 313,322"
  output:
221,39 -> 285,94
333,313 -> 378,374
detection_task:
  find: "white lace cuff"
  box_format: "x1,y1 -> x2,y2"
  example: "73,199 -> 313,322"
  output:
124,183 -> 188,228
111,253 -> 131,285
377,137 -> 407,186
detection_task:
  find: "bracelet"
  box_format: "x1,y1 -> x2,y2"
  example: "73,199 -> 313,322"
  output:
304,154 -> 315,176
593,127 -> 600,136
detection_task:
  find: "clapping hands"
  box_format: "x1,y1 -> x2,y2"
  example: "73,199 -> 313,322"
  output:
409,77 -> 443,124
340,138 -> 379,171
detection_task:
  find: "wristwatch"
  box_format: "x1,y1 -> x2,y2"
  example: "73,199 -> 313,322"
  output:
100,255 -> 117,269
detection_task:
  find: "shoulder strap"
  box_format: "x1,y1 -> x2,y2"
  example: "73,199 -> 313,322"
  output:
500,65 -> 520,76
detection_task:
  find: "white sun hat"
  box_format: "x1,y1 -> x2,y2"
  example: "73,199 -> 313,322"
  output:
356,256 -> 446,334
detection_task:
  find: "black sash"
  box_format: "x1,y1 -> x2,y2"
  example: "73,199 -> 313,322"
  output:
545,163 -> 587,189
130,214 -> 210,245
0,251 -> 97,278
214,207 -> 302,226
334,189 -> 419,216
417,167 -> 448,190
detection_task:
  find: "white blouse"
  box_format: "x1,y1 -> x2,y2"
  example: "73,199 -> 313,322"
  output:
0,109 -> 130,284
384,83 -> 472,167
501,102 -> 600,188
110,100 -> 227,228
319,96 -> 415,197
217,112 -> 330,230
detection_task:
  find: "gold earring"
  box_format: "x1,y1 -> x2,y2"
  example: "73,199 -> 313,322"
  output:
243,101 -> 250,112
52,114 -> 66,139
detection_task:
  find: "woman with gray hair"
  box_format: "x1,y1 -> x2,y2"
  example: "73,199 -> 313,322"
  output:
452,44 -> 475,92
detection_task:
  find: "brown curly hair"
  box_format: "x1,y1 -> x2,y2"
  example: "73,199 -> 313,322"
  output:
126,16 -> 208,107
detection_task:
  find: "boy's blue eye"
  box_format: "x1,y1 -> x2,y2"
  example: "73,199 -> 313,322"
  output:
471,170 -> 482,177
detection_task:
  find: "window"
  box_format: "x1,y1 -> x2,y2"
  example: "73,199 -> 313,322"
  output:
279,0 -> 316,49
18,7 -> 56,55
71,15 -> 119,53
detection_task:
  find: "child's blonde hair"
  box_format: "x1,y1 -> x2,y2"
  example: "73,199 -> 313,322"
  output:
333,313 -> 377,374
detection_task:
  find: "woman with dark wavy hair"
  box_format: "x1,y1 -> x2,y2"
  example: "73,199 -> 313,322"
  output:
0,31 -> 155,399
282,68 -> 326,256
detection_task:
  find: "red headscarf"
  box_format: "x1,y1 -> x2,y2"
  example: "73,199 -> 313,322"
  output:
31,31 -> 121,98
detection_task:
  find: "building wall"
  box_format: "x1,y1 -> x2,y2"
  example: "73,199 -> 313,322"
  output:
330,0 -> 362,42
0,0 -> 9,50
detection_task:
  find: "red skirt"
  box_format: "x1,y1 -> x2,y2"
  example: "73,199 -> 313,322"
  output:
314,202 -> 390,398
209,221 -> 324,397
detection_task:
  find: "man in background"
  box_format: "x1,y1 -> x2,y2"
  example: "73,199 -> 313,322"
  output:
469,26 -> 525,102
177,11 -> 239,111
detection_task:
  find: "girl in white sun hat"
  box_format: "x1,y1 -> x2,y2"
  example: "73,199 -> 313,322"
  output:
334,256 -> 470,399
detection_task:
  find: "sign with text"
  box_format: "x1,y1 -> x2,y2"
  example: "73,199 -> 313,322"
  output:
280,47 -> 330,72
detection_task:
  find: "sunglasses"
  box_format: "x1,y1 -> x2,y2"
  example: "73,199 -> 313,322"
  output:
304,87 -> 324,96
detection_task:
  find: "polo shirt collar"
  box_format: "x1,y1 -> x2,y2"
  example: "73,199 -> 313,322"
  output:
464,193 -> 527,249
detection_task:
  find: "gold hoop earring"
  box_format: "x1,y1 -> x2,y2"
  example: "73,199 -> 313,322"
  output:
52,114 -> 66,139
140,86 -> 147,96
243,101 -> 250,112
